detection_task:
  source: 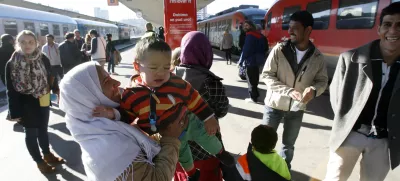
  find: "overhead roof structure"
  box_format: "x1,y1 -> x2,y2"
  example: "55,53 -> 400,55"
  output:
119,0 -> 215,26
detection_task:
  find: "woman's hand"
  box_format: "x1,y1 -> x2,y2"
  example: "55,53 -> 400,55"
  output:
159,112 -> 188,139
93,106 -> 115,120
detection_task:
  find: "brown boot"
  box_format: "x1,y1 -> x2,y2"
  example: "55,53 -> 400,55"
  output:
43,153 -> 66,165
37,162 -> 56,174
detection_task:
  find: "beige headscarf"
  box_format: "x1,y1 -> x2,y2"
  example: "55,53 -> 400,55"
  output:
10,48 -> 49,98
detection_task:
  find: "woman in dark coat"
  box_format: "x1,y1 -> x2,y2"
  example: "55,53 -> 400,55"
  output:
174,31 -> 230,181
6,30 -> 65,174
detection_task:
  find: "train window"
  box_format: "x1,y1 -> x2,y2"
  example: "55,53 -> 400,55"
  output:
282,6 -> 301,30
62,25 -> 68,35
24,22 -> 35,32
40,23 -> 49,36
53,24 -> 61,36
3,20 -> 18,36
267,13 -> 272,29
307,0 -> 331,30
337,0 -> 378,29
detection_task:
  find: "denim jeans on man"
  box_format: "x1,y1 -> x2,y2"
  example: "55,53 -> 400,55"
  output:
107,54 -> 115,73
262,106 -> 304,169
23,107 -> 51,163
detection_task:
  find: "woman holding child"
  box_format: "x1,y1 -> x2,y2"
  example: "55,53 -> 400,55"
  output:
59,61 -> 187,181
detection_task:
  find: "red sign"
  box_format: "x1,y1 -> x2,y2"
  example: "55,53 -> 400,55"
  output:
164,0 -> 197,49
108,0 -> 119,6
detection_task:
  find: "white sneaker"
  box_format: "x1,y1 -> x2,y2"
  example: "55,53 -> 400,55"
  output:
245,98 -> 257,103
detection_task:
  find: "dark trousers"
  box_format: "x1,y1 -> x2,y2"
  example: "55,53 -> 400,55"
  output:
51,65 -> 63,85
108,56 -> 115,73
23,107 -> 51,163
223,48 -> 232,62
246,66 -> 260,101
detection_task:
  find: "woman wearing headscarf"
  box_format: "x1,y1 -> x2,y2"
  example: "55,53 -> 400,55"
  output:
6,30 -> 65,173
220,29 -> 233,65
59,61 -> 186,181
173,31 -> 230,181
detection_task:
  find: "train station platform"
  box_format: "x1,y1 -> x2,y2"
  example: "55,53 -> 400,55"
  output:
0,47 -> 399,181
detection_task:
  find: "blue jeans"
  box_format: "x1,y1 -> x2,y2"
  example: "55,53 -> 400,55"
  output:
23,107 -> 51,163
108,55 -> 115,73
262,106 -> 304,169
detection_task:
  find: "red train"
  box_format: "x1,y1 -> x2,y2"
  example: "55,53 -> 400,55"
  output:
198,6 -> 267,54
262,0 -> 399,79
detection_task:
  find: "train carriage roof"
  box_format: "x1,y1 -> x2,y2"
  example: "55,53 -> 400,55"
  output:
73,18 -> 118,29
199,8 -> 267,22
0,4 -> 76,25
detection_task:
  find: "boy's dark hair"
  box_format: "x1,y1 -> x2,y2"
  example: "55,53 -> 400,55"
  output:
46,34 -> 54,39
133,37 -> 171,62
251,125 -> 278,154
380,2 -> 400,25
244,20 -> 256,31
106,33 -> 112,38
89,29 -> 98,36
290,11 -> 314,28
65,32 -> 74,40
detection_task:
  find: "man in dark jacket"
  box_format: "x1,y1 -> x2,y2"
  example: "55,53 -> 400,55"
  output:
238,20 -> 266,103
0,34 -> 15,84
325,3 -> 400,181
59,32 -> 82,74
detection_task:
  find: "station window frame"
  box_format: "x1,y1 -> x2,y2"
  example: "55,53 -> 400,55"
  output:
336,0 -> 379,29
3,20 -> 18,36
306,0 -> 332,30
282,5 -> 301,30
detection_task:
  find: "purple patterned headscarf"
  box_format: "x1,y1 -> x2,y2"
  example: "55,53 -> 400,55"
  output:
180,31 -> 213,69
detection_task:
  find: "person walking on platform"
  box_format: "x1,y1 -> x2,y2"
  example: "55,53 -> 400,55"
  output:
81,34 -> 92,62
220,29 -> 233,65
237,20 -> 267,103
6,30 -> 65,174
42,34 -> 63,84
325,3 -> 400,181
141,22 -> 156,39
0,34 -> 14,85
158,26 -> 165,41
106,33 -> 118,75
59,32 -> 82,74
86,29 -> 107,67
261,11 -> 328,169
73,29 -> 84,50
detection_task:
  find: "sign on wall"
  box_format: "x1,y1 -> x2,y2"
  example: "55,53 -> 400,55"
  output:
164,0 -> 197,49
108,0 -> 119,6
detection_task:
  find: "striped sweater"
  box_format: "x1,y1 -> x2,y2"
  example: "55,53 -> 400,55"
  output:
120,74 -> 214,134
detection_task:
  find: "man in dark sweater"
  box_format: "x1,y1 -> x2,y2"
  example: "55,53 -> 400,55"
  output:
59,32 -> 82,74
326,2 -> 400,181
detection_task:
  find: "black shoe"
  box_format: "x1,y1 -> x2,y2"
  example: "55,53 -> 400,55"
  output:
187,169 -> 200,181
216,150 -> 235,167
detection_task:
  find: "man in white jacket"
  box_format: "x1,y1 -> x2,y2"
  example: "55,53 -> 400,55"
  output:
86,29 -> 107,66
42,34 -> 63,84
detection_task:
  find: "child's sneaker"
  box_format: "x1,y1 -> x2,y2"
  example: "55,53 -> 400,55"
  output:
187,169 -> 200,181
216,150 -> 235,167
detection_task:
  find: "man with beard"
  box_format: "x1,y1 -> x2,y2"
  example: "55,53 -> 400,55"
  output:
325,2 -> 400,181
237,20 -> 267,103
261,11 -> 328,169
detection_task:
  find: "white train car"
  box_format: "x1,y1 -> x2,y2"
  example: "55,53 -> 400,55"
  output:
73,18 -> 119,42
0,4 -> 77,46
